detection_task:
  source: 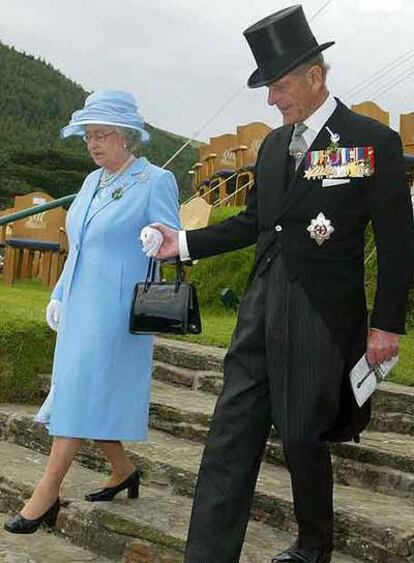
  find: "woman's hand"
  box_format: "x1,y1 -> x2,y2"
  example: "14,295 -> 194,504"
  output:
149,223 -> 179,259
46,299 -> 61,332
140,226 -> 164,257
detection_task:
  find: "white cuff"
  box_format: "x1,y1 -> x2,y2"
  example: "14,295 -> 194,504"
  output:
178,230 -> 191,261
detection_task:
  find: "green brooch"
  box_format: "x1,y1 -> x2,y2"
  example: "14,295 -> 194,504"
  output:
112,187 -> 124,200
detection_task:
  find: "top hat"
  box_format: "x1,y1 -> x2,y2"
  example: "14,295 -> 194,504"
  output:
243,5 -> 334,88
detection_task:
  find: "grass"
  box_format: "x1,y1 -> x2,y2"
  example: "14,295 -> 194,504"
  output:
0,274 -> 413,396
393,335 -> 414,386
176,312 -> 237,348
0,278 -> 55,403
0,278 -> 50,320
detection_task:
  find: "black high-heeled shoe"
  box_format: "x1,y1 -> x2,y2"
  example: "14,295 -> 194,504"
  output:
84,469 -> 140,502
3,497 -> 60,534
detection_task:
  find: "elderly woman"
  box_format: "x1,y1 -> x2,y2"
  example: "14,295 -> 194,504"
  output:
4,90 -> 180,534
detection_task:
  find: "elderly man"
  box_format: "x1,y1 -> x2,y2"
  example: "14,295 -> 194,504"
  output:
147,6 -> 413,563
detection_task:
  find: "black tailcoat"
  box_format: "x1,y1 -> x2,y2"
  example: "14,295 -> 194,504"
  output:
187,100 -> 414,441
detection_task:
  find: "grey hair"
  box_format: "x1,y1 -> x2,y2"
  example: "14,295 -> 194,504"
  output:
114,126 -> 140,153
292,53 -> 330,82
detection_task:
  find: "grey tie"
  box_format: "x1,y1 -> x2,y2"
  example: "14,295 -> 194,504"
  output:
289,122 -> 308,170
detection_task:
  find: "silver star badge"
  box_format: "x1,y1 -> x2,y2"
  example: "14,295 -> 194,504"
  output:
307,212 -> 335,246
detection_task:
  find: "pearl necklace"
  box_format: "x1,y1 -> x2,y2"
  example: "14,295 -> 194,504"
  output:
99,155 -> 136,188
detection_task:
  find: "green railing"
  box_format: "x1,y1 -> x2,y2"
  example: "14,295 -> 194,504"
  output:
0,195 -> 76,226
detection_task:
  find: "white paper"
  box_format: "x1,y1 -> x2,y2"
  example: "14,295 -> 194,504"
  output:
349,354 -> 399,407
322,179 -> 351,187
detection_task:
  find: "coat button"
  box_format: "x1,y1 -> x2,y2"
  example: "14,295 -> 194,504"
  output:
76,243 -> 79,250
266,257 -> 272,263
275,225 -> 283,232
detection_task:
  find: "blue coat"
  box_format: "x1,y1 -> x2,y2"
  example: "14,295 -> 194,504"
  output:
35,157 -> 180,440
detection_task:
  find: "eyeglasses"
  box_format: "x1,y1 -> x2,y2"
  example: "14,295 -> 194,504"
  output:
82,131 -> 117,144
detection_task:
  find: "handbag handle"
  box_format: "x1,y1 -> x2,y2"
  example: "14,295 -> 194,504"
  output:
144,257 -> 185,293
144,258 -> 157,291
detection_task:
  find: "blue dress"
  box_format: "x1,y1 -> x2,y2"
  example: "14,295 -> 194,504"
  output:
35,157 -> 180,440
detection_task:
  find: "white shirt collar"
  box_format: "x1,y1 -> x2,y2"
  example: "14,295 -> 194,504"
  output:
303,94 -> 337,138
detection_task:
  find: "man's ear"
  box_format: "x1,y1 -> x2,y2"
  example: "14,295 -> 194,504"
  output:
308,65 -> 324,91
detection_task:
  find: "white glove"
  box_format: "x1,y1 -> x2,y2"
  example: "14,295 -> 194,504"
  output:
140,226 -> 164,257
46,299 -> 61,332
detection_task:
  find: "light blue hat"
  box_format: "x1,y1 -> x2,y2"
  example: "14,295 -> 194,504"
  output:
60,90 -> 150,143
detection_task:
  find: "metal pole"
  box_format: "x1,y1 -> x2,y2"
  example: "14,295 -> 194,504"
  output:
0,194 -> 76,226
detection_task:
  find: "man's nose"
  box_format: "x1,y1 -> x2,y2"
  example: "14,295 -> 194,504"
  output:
267,88 -> 280,106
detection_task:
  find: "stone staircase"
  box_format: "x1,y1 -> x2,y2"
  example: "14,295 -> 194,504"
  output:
0,337 -> 413,563
0,511 -> 111,563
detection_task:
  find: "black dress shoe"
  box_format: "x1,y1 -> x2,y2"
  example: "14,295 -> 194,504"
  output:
3,497 -> 60,534
85,469 -> 140,502
271,543 -> 331,563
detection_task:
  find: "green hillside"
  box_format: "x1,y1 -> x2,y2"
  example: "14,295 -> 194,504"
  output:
0,41 -> 197,208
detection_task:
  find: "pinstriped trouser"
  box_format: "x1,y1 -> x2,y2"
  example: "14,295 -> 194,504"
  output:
185,253 -> 344,563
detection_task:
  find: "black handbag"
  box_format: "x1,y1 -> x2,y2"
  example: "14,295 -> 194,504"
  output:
129,258 -> 202,335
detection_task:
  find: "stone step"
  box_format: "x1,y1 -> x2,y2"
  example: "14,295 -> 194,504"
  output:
153,341 -> 414,417
152,359 -> 223,396
263,438 -> 414,500
34,374 -> 414,500
39,358 -> 414,435
0,513 -> 111,562
331,432 -> 414,474
153,361 -> 414,436
154,338 -> 225,373
369,412 -> 414,437
34,373 -> 414,498
374,382 -> 414,416
0,441 -> 362,563
0,407 -> 412,562
264,429 -> 414,476
149,380 -> 414,496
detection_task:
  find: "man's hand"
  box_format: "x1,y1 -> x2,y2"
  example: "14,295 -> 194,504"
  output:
150,223 -> 180,259
366,329 -> 399,366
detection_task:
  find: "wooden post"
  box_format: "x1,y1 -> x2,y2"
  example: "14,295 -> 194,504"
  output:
0,208 -> 14,244
235,171 -> 254,206
219,182 -> 229,207
49,252 -> 60,288
40,251 -> 52,286
3,246 -> 17,285
20,248 -> 32,279
32,251 -> 41,279
400,112 -> 414,155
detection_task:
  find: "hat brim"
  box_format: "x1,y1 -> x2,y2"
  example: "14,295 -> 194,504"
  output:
60,120 -> 150,143
247,41 -> 335,88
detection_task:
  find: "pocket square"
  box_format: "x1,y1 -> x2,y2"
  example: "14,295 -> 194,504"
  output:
322,179 -> 351,188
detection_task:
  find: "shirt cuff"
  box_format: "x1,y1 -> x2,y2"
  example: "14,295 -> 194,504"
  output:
178,230 -> 191,261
